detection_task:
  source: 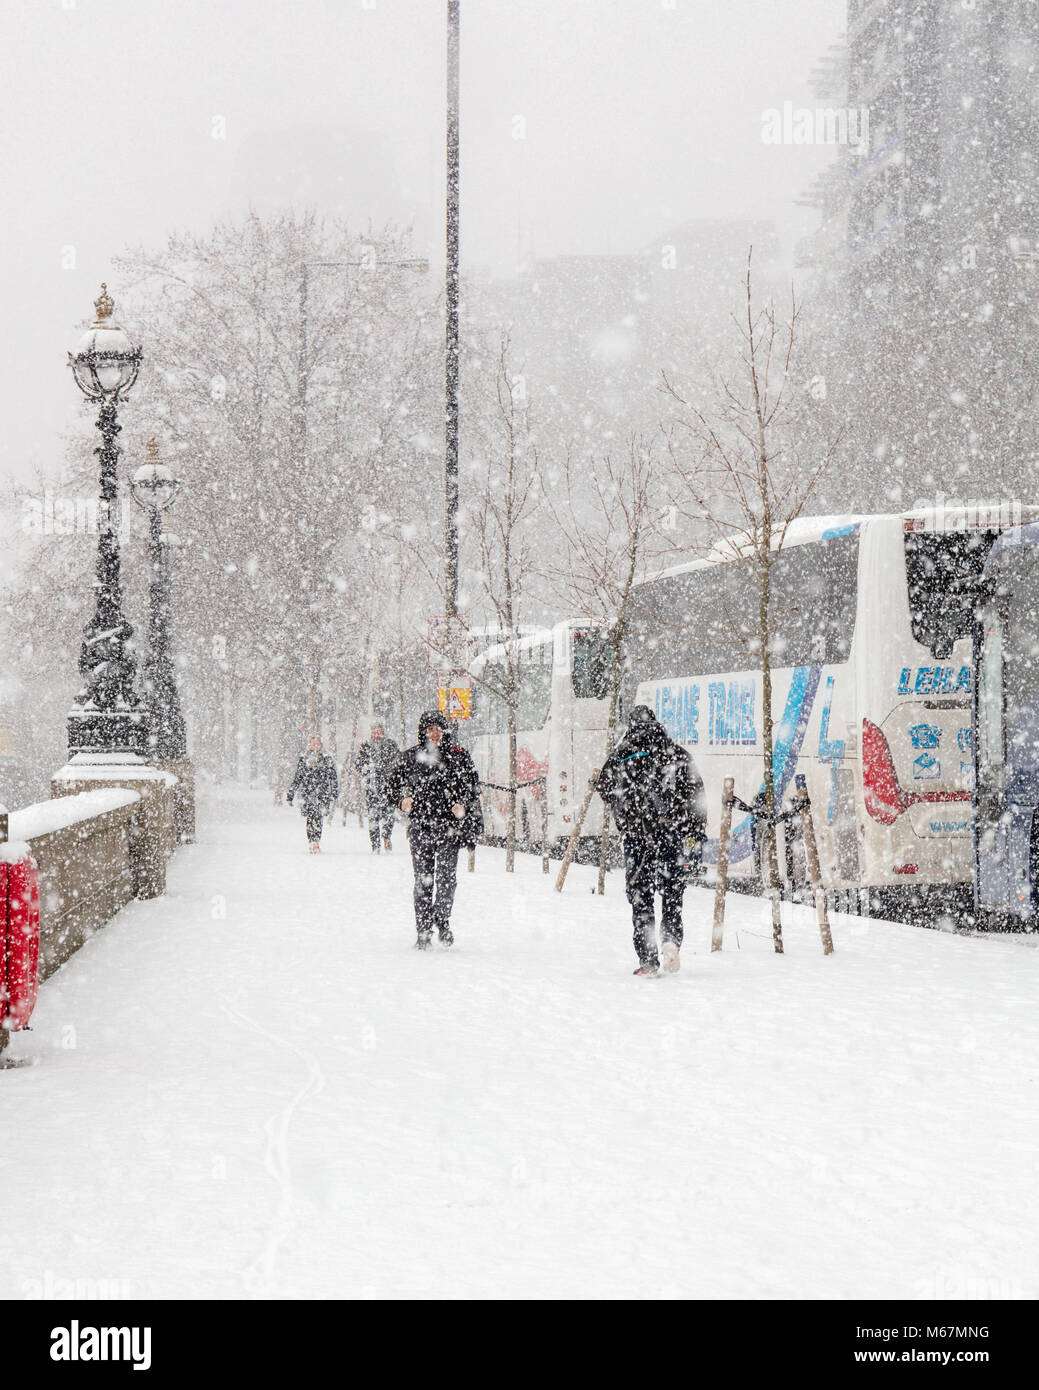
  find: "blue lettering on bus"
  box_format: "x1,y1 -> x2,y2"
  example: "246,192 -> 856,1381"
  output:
708,683 -> 723,743
898,666 -> 972,695
740,683 -> 756,745
654,682 -> 700,744
703,666 -> 822,866
707,680 -> 756,746
817,676 -> 845,823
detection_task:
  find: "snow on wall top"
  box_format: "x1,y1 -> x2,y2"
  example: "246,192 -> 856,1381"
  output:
8,788 -> 140,842
52,761 -> 178,787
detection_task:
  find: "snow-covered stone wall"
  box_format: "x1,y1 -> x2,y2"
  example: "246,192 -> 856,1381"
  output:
0,778 -> 182,985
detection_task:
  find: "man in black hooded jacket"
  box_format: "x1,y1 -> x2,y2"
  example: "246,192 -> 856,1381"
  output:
595,705 -> 706,976
388,709 -> 482,949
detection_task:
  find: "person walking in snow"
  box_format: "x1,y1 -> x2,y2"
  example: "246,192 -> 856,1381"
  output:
595,705 -> 706,976
287,735 -> 339,854
388,709 -> 482,949
354,723 -> 402,853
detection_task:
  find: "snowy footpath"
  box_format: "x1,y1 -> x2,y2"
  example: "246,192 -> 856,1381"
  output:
2,782 -> 1037,1301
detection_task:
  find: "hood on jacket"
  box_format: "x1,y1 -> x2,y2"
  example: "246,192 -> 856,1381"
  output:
617,707 -> 672,757
418,709 -> 450,741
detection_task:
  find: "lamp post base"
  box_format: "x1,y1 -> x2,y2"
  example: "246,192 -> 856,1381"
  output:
67,709 -> 148,759
154,756 -> 195,844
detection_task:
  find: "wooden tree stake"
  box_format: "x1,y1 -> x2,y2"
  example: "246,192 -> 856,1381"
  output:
712,777 -> 735,951
795,778 -> 834,955
555,771 -> 600,893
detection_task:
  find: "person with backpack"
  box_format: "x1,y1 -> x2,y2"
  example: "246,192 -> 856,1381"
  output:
595,705 -> 706,976
388,709 -> 482,949
287,735 -> 339,854
354,723 -> 402,853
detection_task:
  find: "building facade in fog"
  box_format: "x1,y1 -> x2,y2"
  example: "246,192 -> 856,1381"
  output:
476,222 -> 782,462
801,0 -> 1039,505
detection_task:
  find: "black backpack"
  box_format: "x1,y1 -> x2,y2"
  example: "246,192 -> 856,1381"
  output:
615,745 -> 681,832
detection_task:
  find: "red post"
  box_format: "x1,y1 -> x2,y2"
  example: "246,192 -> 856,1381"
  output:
1,853 -> 40,1031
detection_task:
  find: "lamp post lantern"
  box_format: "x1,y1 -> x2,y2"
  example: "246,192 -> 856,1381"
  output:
131,439 -> 187,761
66,283 -> 146,757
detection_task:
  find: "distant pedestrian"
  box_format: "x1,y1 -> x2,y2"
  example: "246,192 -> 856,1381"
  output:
388,710 -> 482,949
287,736 -> 339,854
595,706 -> 706,976
354,724 -> 402,853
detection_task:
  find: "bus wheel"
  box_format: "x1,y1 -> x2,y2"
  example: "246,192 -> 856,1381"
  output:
1028,814 -> 1039,930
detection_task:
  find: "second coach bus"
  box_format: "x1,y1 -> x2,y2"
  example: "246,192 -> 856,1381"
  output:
467,621 -> 612,853
622,507 -> 1035,915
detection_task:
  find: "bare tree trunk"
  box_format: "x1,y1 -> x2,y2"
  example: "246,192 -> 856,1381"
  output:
397,656 -> 406,748
759,539 -> 784,954
249,700 -> 259,784
272,709 -> 289,804
541,780 -> 549,873
506,708 -> 517,873
595,642 -> 624,895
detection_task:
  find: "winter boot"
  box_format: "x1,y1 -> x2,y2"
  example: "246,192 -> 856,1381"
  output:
633,960 -> 659,977
661,940 -> 680,973
415,933 -> 433,951
437,919 -> 454,948
309,842 -> 321,854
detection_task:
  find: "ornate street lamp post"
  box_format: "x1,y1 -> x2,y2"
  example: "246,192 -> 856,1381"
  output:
131,439 -> 187,761
67,284 -> 146,757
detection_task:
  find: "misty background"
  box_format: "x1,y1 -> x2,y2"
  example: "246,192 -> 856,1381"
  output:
3,0 -> 1036,800
2,0 -> 841,480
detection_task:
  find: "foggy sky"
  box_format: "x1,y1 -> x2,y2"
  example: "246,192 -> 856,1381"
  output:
1,0 -> 842,482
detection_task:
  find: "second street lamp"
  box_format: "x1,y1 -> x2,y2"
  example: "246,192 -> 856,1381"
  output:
131,439 -> 187,761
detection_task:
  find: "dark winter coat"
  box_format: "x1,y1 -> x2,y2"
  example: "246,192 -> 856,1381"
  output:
595,718 -> 706,844
388,739 -> 483,848
287,752 -> 339,814
355,737 -> 401,804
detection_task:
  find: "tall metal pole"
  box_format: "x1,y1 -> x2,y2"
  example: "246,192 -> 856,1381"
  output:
445,0 -> 461,621
297,262 -> 320,733
131,443 -> 187,762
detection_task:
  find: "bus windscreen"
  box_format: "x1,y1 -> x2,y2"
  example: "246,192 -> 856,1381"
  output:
571,629 -> 612,699
904,530 -> 997,659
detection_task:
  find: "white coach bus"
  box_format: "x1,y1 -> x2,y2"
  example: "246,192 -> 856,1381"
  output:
622,507 -> 1034,914
467,621 -> 612,853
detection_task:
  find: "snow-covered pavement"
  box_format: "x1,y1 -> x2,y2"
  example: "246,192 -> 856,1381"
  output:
2,782 -> 1037,1300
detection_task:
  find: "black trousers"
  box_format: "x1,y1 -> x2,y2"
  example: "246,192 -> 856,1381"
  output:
305,807 -> 325,842
622,832 -> 685,966
366,796 -> 394,847
408,829 -> 460,938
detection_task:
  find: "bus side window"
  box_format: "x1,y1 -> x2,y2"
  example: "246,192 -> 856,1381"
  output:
768,536 -> 858,667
